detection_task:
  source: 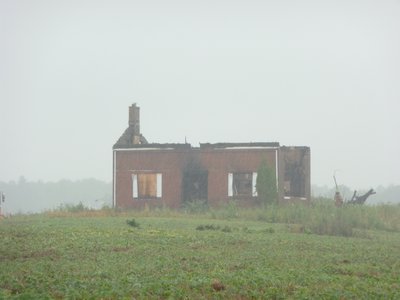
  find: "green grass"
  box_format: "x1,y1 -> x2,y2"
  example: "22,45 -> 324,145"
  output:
1,203 -> 400,299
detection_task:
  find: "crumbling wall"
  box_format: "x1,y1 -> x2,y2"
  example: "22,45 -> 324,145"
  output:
281,147 -> 310,200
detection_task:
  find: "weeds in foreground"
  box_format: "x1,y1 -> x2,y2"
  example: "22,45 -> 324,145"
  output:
56,202 -> 90,213
41,199 -> 400,237
256,200 -> 400,236
1,213 -> 399,299
196,224 -> 233,232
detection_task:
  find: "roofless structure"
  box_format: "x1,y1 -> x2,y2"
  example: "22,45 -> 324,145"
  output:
113,104 -> 310,209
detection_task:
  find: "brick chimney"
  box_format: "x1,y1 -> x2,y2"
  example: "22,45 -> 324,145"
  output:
129,103 -> 140,128
113,103 -> 148,148
129,103 -> 141,144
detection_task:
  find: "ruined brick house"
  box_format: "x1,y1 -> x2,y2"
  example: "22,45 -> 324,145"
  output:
113,104 -> 311,209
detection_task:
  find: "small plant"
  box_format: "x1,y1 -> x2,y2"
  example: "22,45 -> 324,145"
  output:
196,224 -> 220,231
196,225 -> 205,231
221,225 -> 232,233
264,227 -> 275,234
211,279 -> 225,291
126,218 -> 140,228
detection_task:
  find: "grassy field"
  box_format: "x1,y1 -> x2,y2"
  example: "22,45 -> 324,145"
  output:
1,202 -> 400,299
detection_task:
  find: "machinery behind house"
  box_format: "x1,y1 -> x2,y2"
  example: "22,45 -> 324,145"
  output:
347,189 -> 376,205
333,174 -> 376,206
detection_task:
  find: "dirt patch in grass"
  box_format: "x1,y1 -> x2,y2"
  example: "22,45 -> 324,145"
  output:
1,249 -> 59,261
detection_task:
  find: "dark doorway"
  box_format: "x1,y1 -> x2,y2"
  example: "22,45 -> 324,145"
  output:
284,163 -> 305,197
182,157 -> 208,205
182,171 -> 208,203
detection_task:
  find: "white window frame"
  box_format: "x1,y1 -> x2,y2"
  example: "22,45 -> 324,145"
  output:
252,172 -> 258,196
132,173 -> 162,199
156,173 -> 162,198
228,172 -> 258,197
228,173 -> 233,197
132,174 -> 138,198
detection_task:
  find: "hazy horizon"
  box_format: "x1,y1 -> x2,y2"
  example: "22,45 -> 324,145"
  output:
1,1 -> 399,189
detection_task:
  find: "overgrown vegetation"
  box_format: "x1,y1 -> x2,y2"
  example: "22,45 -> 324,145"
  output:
256,160 -> 278,205
55,202 -> 90,213
255,199 -> 400,236
206,199 -> 400,237
1,206 -> 399,299
44,198 -> 400,237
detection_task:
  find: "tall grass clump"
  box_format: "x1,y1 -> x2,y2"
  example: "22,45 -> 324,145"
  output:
258,202 -> 312,224
56,202 -> 90,213
373,203 -> 400,231
307,206 -> 354,237
46,202 -> 121,217
181,199 -> 209,214
209,200 -> 240,219
256,199 -> 400,237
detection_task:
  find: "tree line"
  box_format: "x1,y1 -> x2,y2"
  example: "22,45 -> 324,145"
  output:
0,177 -> 398,215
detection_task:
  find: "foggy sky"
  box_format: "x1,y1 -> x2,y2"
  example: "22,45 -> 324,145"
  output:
1,0 -> 399,189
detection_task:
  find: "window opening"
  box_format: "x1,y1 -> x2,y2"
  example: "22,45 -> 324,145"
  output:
132,173 -> 162,199
228,172 -> 257,197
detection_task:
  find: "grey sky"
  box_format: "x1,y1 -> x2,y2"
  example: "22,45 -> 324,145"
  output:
1,0 -> 399,189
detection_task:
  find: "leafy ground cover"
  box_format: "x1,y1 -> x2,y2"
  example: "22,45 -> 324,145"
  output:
1,204 -> 400,299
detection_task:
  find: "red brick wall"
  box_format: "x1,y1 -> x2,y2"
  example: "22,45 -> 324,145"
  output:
199,149 -> 277,206
114,148 -> 279,209
114,149 -> 189,209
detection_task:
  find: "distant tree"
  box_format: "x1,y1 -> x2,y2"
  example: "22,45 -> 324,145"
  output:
256,160 -> 278,206
18,176 -> 27,185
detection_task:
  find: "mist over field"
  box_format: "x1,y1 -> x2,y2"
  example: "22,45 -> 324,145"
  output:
0,178 -> 111,215
0,178 -> 399,214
